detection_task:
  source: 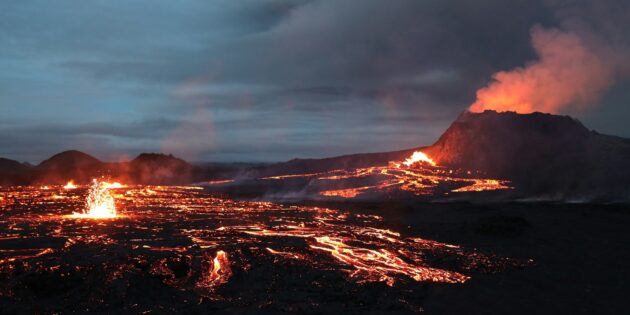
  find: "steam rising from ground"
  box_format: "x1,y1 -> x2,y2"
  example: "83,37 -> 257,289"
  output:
470,26 -> 617,114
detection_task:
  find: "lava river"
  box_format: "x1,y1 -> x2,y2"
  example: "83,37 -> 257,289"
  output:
0,184 -> 527,313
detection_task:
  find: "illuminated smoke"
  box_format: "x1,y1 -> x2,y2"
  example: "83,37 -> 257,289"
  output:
470,26 -> 616,114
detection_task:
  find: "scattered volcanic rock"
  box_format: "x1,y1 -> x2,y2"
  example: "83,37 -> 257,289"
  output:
423,110 -> 630,200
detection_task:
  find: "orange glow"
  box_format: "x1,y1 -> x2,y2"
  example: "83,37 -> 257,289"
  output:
319,186 -> 373,198
469,27 -> 614,114
63,181 -> 77,189
205,179 -> 234,185
402,151 -> 436,167
452,179 -> 511,192
70,179 -> 117,219
101,182 -> 126,189
197,250 -> 232,289
310,236 -> 469,285
0,184 -> 529,293
256,149 -> 509,199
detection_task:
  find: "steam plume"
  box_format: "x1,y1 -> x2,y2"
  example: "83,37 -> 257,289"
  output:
470,26 -> 616,114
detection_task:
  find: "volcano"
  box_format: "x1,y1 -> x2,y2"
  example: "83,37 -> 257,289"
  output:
238,110 -> 630,201
424,110 -> 630,200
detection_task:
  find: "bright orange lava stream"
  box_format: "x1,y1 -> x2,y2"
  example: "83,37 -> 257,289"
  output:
260,151 -> 511,198
197,250 -> 232,289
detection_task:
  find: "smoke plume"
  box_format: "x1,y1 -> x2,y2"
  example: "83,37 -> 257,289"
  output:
470,25 -> 618,114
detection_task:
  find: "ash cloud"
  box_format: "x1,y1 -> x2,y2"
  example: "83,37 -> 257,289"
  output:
471,0 -> 630,114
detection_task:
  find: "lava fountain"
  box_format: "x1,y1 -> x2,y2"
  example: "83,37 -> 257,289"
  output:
70,179 -> 118,219
401,150 -> 436,167
63,180 -> 77,189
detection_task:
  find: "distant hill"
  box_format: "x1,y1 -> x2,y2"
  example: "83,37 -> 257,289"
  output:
0,157 -> 30,174
125,153 -> 196,184
0,158 -> 33,185
35,150 -> 105,183
37,150 -> 103,171
0,151 -> 196,185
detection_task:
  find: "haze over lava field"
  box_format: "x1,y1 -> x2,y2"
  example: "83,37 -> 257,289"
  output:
2,1 -> 630,314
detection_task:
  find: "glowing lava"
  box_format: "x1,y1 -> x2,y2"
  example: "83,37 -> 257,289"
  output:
255,150 -> 509,199
0,183 -> 529,306
402,151 -> 436,167
63,181 -> 77,189
197,250 -> 232,289
70,180 -> 117,219
102,182 -> 126,189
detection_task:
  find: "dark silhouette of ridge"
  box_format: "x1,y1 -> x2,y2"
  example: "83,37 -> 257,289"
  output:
0,150 -> 196,185
126,153 -> 196,184
35,150 -> 105,183
0,157 -> 30,173
37,150 -> 103,170
0,157 -> 32,185
423,110 -> 630,200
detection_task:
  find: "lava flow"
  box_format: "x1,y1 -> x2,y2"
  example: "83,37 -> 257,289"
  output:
0,184 -> 528,312
260,150 -> 511,199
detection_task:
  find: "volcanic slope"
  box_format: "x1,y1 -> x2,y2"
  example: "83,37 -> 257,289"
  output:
246,110 -> 630,201
423,110 -> 630,200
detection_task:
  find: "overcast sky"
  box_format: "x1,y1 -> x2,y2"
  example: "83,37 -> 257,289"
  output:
1,0 -> 629,163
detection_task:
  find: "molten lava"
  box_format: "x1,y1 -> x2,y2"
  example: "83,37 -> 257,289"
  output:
198,250 -> 232,289
63,181 -> 77,189
0,184 -> 529,311
70,179 -> 117,219
102,182 -> 126,189
401,150 -> 436,167
255,150 -> 511,199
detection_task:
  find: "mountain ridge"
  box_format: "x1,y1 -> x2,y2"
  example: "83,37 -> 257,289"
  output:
0,151 -> 195,185
1,110 -> 629,200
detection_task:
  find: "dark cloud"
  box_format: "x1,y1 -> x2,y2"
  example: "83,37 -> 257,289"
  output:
0,0 -> 628,163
